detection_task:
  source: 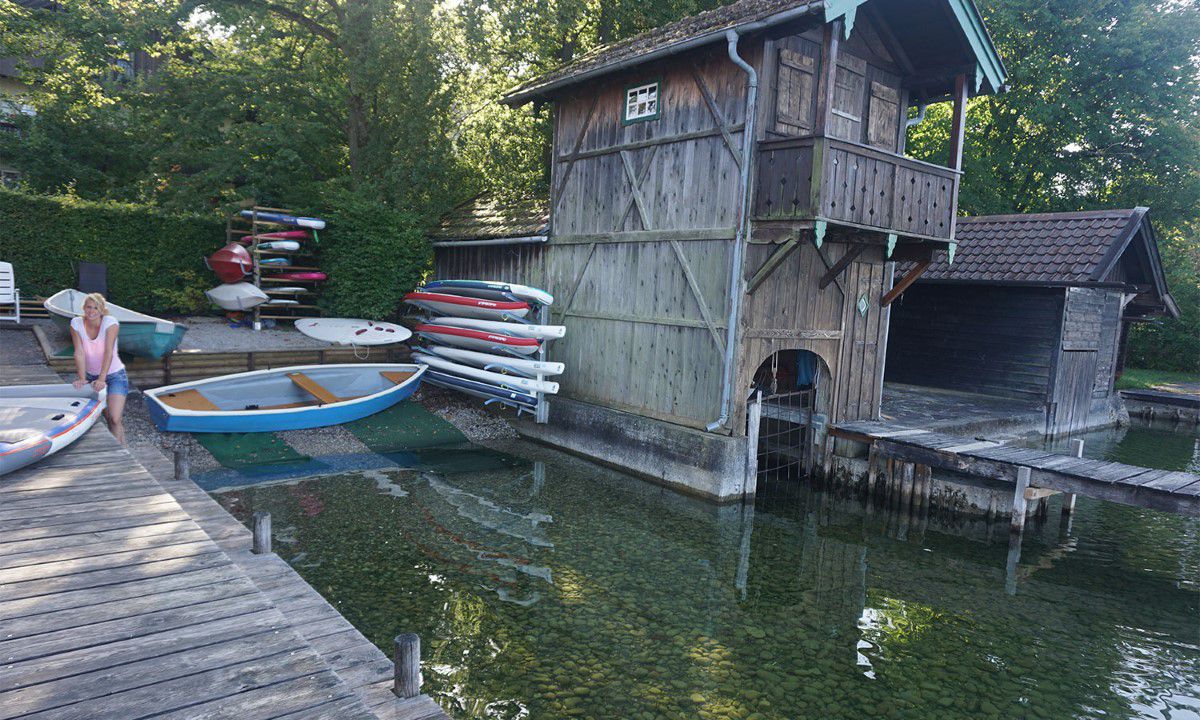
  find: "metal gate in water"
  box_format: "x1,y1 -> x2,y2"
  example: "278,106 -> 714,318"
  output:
747,389 -> 823,500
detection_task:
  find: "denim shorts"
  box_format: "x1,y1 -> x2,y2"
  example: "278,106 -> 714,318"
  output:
87,368 -> 130,396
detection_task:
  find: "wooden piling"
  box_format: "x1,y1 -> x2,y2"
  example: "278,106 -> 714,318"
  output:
1062,439 -> 1082,517
899,462 -> 915,513
252,511 -> 272,555
172,444 -> 190,482
1010,467 -> 1032,535
393,633 -> 421,699
866,442 -> 879,499
744,391 -> 762,496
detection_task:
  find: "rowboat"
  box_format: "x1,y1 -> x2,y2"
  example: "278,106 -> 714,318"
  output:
423,346 -> 564,377
414,324 -> 541,356
144,363 -> 426,433
0,384 -> 106,477
424,280 -> 553,307
404,292 -> 530,320
432,317 -> 565,340
44,289 -> 188,359
423,370 -> 537,411
413,352 -> 559,395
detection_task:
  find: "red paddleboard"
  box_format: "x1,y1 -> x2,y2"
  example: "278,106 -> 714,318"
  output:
207,243 -> 253,283
414,323 -> 541,355
404,292 -> 530,320
271,272 -> 327,282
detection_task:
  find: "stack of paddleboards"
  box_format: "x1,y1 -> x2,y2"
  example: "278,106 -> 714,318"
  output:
404,280 -> 563,413
205,210 -> 328,312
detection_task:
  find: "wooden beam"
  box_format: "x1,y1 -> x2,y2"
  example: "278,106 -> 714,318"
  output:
558,124 -> 744,162
552,93 -> 599,212
670,240 -> 726,353
810,235 -> 846,296
947,73 -> 969,172
692,66 -> 743,170
818,244 -> 865,289
880,257 -> 931,307
746,234 -> 801,294
814,18 -> 843,137
619,147 -> 657,231
554,227 -> 736,245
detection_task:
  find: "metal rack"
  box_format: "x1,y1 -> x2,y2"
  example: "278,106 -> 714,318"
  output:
225,205 -> 322,330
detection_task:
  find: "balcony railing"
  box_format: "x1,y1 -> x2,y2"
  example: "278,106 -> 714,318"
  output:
754,136 -> 960,241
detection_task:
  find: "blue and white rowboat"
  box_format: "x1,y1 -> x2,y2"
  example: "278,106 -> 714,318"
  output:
0,384 -> 106,477
144,363 -> 425,433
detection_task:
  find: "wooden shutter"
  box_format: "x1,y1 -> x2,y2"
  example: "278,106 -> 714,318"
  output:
829,54 -> 866,141
775,48 -> 816,134
866,81 -> 900,151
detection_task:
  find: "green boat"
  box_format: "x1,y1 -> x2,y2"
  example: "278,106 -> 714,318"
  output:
44,288 -> 187,359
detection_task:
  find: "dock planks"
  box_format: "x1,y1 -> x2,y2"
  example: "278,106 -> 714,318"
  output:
0,358 -> 448,720
832,420 -> 1200,516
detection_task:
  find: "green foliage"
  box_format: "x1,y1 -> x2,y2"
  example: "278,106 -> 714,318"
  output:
1126,225 -> 1200,373
0,189 -> 223,314
1114,368 -> 1200,392
315,186 -> 431,320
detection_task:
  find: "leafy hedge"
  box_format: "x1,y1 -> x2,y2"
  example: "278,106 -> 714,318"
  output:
0,189 -> 223,314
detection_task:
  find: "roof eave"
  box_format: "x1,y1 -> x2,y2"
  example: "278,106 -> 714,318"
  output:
945,0 -> 1007,94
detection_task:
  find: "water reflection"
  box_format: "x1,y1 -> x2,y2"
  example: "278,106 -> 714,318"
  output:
214,441 -> 1200,720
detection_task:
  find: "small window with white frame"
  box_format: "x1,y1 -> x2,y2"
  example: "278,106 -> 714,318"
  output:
623,81 -> 660,124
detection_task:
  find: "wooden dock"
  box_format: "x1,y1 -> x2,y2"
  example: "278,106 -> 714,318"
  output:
830,420 -> 1200,517
0,360 -> 447,720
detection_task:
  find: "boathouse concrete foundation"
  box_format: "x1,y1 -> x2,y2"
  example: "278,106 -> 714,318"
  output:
514,398 -> 751,503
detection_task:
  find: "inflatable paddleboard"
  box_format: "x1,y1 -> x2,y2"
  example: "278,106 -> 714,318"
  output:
422,370 -> 537,410
271,272 -> 327,282
414,324 -> 541,356
432,317 -> 565,340
256,240 -> 300,252
423,346 -> 564,377
206,243 -> 253,283
0,384 -> 106,476
413,352 -> 558,395
252,230 -> 310,241
404,292 -> 530,321
239,210 -> 326,229
267,286 -> 308,295
295,318 -> 412,346
206,282 -> 269,311
424,280 -> 553,307
264,298 -> 299,306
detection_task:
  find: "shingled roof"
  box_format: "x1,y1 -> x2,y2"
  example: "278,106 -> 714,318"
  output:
429,194 -> 549,242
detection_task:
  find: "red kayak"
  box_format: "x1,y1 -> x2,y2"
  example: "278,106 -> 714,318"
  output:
414,324 -> 541,355
270,271 -> 327,282
404,291 -> 530,320
206,243 -> 253,283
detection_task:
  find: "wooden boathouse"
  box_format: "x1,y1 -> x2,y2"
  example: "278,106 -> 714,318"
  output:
434,0 -> 1008,500
886,208 -> 1179,435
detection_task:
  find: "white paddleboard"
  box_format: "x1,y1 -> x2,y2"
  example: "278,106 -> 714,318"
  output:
432,317 -> 565,340
206,282 -> 269,311
413,352 -> 558,395
425,280 -> 554,306
256,240 -> 301,252
423,346 -> 564,377
267,286 -> 307,295
295,318 -> 412,346
265,298 -> 299,305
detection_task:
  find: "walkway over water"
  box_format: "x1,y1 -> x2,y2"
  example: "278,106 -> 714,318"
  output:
830,420 -> 1200,517
0,351 -> 447,720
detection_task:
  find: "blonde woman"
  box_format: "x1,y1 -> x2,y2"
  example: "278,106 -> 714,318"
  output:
70,293 -> 129,444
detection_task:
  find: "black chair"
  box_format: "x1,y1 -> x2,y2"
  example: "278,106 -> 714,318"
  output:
76,262 -> 108,296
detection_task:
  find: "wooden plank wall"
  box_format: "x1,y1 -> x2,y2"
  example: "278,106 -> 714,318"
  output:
1092,291 -> 1123,398
433,244 -> 547,289
736,237 -> 891,429
544,45 -> 750,428
884,284 -> 1063,400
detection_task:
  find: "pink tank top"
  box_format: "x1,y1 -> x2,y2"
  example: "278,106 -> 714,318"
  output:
71,315 -> 126,376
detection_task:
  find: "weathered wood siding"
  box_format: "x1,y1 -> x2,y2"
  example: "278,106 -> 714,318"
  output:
1092,292 -> 1123,397
737,238 -> 892,426
545,44 -> 750,427
1048,287 -> 1121,432
434,244 -> 547,289
885,285 -> 1063,400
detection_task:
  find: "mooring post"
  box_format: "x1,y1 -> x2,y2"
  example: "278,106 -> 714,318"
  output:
252,512 -> 272,555
1062,439 -> 1082,518
1010,466 -> 1032,535
866,442 -> 879,499
744,391 -> 762,496
899,462 -> 915,513
393,633 -> 421,699
172,443 -> 190,482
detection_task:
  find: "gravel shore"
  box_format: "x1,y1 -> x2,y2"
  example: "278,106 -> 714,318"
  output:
37,315 -> 352,353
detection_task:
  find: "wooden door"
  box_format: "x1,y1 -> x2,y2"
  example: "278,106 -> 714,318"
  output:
1049,350 -> 1098,435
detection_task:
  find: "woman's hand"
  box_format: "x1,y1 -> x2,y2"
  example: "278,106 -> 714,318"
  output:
73,378 -> 88,389
91,378 -> 107,392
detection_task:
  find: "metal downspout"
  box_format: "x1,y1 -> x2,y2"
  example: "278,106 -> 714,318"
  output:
707,29 -> 758,432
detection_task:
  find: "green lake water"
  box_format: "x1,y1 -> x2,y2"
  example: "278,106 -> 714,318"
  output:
212,442 -> 1200,720
1018,419 -> 1200,473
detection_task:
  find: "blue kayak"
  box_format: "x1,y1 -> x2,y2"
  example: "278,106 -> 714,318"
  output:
239,210 -> 326,230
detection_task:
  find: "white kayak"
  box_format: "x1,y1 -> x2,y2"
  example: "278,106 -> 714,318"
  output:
267,286 -> 307,295
265,298 -> 299,306
295,318 -> 412,346
256,240 -> 301,252
423,280 -> 554,307
413,352 -> 558,395
206,282 -> 269,311
431,317 -> 565,340
0,384 -> 107,476
423,346 -> 564,377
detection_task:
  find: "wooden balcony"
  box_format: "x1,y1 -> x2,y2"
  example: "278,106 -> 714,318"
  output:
754,136 -> 961,241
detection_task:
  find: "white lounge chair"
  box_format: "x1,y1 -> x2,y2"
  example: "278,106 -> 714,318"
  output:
0,261 -> 19,323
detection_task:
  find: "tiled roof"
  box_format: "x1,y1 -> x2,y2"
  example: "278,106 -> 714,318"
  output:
430,194 -> 549,242
921,209 -> 1146,284
503,0 -> 821,105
